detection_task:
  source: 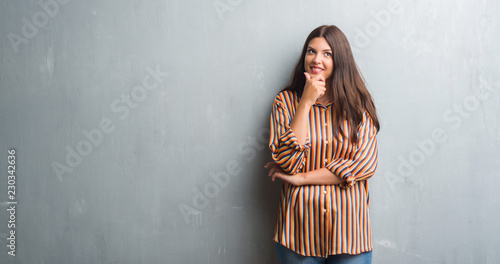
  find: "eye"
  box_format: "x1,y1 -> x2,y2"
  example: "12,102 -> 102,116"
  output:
324,52 -> 332,57
306,49 -> 315,54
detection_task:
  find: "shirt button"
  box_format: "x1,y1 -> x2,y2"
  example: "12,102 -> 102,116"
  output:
324,159 -> 328,163
323,190 -> 327,194
323,209 -> 327,213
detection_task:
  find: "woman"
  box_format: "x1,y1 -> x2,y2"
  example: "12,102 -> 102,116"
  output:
265,25 -> 380,264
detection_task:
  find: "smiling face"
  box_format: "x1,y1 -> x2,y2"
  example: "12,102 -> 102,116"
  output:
304,37 -> 334,81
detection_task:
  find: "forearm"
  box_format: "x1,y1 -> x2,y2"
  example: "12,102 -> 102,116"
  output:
290,101 -> 312,145
299,168 -> 345,186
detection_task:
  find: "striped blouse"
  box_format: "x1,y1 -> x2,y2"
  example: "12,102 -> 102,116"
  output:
269,90 -> 378,258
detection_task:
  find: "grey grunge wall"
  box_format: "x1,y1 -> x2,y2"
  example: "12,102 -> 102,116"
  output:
0,0 -> 499,263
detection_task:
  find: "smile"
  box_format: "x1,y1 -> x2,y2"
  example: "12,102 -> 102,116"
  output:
311,66 -> 323,74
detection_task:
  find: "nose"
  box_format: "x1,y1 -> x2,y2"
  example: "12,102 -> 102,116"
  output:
313,54 -> 321,64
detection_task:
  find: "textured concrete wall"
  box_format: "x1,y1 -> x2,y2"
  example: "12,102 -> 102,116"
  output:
0,0 -> 499,263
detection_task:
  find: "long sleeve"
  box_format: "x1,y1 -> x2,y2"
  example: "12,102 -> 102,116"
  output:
325,111 -> 378,188
269,92 -> 310,175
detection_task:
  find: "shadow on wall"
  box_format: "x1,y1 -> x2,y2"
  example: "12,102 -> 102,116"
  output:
248,110 -> 282,263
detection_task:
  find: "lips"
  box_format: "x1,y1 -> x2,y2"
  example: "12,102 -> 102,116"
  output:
311,66 -> 323,74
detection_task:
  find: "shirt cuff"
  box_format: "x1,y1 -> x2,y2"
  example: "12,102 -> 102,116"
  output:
280,128 -> 311,152
326,159 -> 355,188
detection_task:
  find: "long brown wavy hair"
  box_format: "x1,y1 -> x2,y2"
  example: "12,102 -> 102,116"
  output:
283,25 -> 380,143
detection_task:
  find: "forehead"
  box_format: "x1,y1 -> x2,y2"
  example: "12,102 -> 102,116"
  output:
307,37 -> 331,50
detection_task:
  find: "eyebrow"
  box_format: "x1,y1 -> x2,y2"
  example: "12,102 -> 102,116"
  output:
307,46 -> 332,52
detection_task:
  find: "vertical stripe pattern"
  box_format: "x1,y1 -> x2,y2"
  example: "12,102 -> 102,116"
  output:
269,90 -> 378,258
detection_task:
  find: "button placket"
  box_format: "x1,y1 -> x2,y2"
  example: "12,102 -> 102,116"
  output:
322,186 -> 328,214
323,110 -> 329,166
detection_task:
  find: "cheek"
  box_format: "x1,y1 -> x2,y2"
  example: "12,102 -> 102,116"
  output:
304,57 -> 311,67
327,60 -> 334,70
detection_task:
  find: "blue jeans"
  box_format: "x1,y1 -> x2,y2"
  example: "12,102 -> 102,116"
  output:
275,243 -> 372,264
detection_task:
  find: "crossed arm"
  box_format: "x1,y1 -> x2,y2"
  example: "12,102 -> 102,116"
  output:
265,162 -> 345,186
267,93 -> 378,187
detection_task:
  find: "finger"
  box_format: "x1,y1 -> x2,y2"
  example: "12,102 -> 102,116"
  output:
304,72 -> 311,81
315,77 -> 325,83
274,172 -> 293,185
314,81 -> 326,88
268,166 -> 278,177
318,79 -> 326,85
312,74 -> 325,82
265,161 -> 278,168
272,171 -> 282,182
311,74 -> 325,81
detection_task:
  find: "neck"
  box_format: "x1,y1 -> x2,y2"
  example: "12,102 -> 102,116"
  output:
317,93 -> 331,105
